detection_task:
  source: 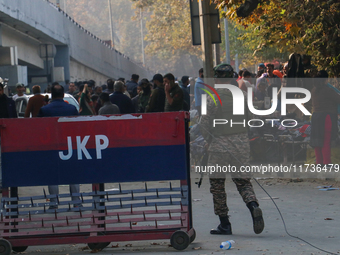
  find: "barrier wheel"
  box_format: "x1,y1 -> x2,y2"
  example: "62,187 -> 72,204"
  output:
0,239 -> 12,255
88,242 -> 110,251
12,246 -> 28,253
190,228 -> 196,243
170,230 -> 190,250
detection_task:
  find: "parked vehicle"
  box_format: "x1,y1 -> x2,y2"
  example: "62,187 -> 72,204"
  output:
16,93 -> 79,117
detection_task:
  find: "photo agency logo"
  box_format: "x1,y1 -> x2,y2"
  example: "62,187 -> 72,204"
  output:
201,84 -> 312,128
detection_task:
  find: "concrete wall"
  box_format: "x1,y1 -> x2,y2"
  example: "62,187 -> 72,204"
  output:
0,0 -> 153,81
0,47 -> 11,65
70,59 -> 110,85
0,25 -> 44,69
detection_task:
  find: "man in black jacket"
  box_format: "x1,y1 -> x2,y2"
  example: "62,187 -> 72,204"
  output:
110,81 -> 135,114
146,74 -> 165,112
0,82 -> 17,119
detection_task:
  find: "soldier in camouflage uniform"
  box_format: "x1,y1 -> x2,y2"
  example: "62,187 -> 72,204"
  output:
200,63 -> 264,235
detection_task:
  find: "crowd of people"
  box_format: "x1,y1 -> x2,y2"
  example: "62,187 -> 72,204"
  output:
0,72 -> 194,120
65,73 -> 191,116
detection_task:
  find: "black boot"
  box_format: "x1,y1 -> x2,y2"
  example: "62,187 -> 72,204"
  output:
247,201 -> 264,234
210,216 -> 232,235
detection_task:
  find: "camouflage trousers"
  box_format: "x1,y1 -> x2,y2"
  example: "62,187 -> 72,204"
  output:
207,132 -> 250,167
207,133 -> 258,217
209,177 -> 258,217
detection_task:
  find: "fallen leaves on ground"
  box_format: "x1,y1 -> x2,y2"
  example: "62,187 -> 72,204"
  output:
79,246 -> 89,251
90,249 -> 102,253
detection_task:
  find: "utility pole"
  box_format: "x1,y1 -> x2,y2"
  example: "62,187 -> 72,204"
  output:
108,0 -> 114,48
224,7 -> 231,64
234,27 -> 239,72
198,0 -> 213,78
140,8 -> 145,66
214,44 -> 221,66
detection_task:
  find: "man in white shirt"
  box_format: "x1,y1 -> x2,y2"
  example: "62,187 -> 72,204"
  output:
12,83 -> 27,101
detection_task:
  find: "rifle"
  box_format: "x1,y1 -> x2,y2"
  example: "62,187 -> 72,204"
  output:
195,148 -> 209,188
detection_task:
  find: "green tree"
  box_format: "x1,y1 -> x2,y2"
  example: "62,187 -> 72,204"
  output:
132,0 -> 203,76
132,0 -> 286,74
215,0 -> 340,76
58,0 -> 204,76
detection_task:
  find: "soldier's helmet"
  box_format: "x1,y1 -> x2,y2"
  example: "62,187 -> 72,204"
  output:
213,63 -> 234,78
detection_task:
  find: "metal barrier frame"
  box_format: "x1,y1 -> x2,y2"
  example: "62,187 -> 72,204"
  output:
0,112 -> 194,253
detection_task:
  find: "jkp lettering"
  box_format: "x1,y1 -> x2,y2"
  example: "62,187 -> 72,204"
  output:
59,135 -> 109,160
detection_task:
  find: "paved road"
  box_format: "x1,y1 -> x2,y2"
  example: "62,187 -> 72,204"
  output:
1,175 -> 340,255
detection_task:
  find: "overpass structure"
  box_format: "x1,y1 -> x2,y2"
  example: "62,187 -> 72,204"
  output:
0,0 -> 152,91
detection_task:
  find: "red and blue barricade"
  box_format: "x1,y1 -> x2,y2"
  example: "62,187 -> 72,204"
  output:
0,112 -> 194,253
